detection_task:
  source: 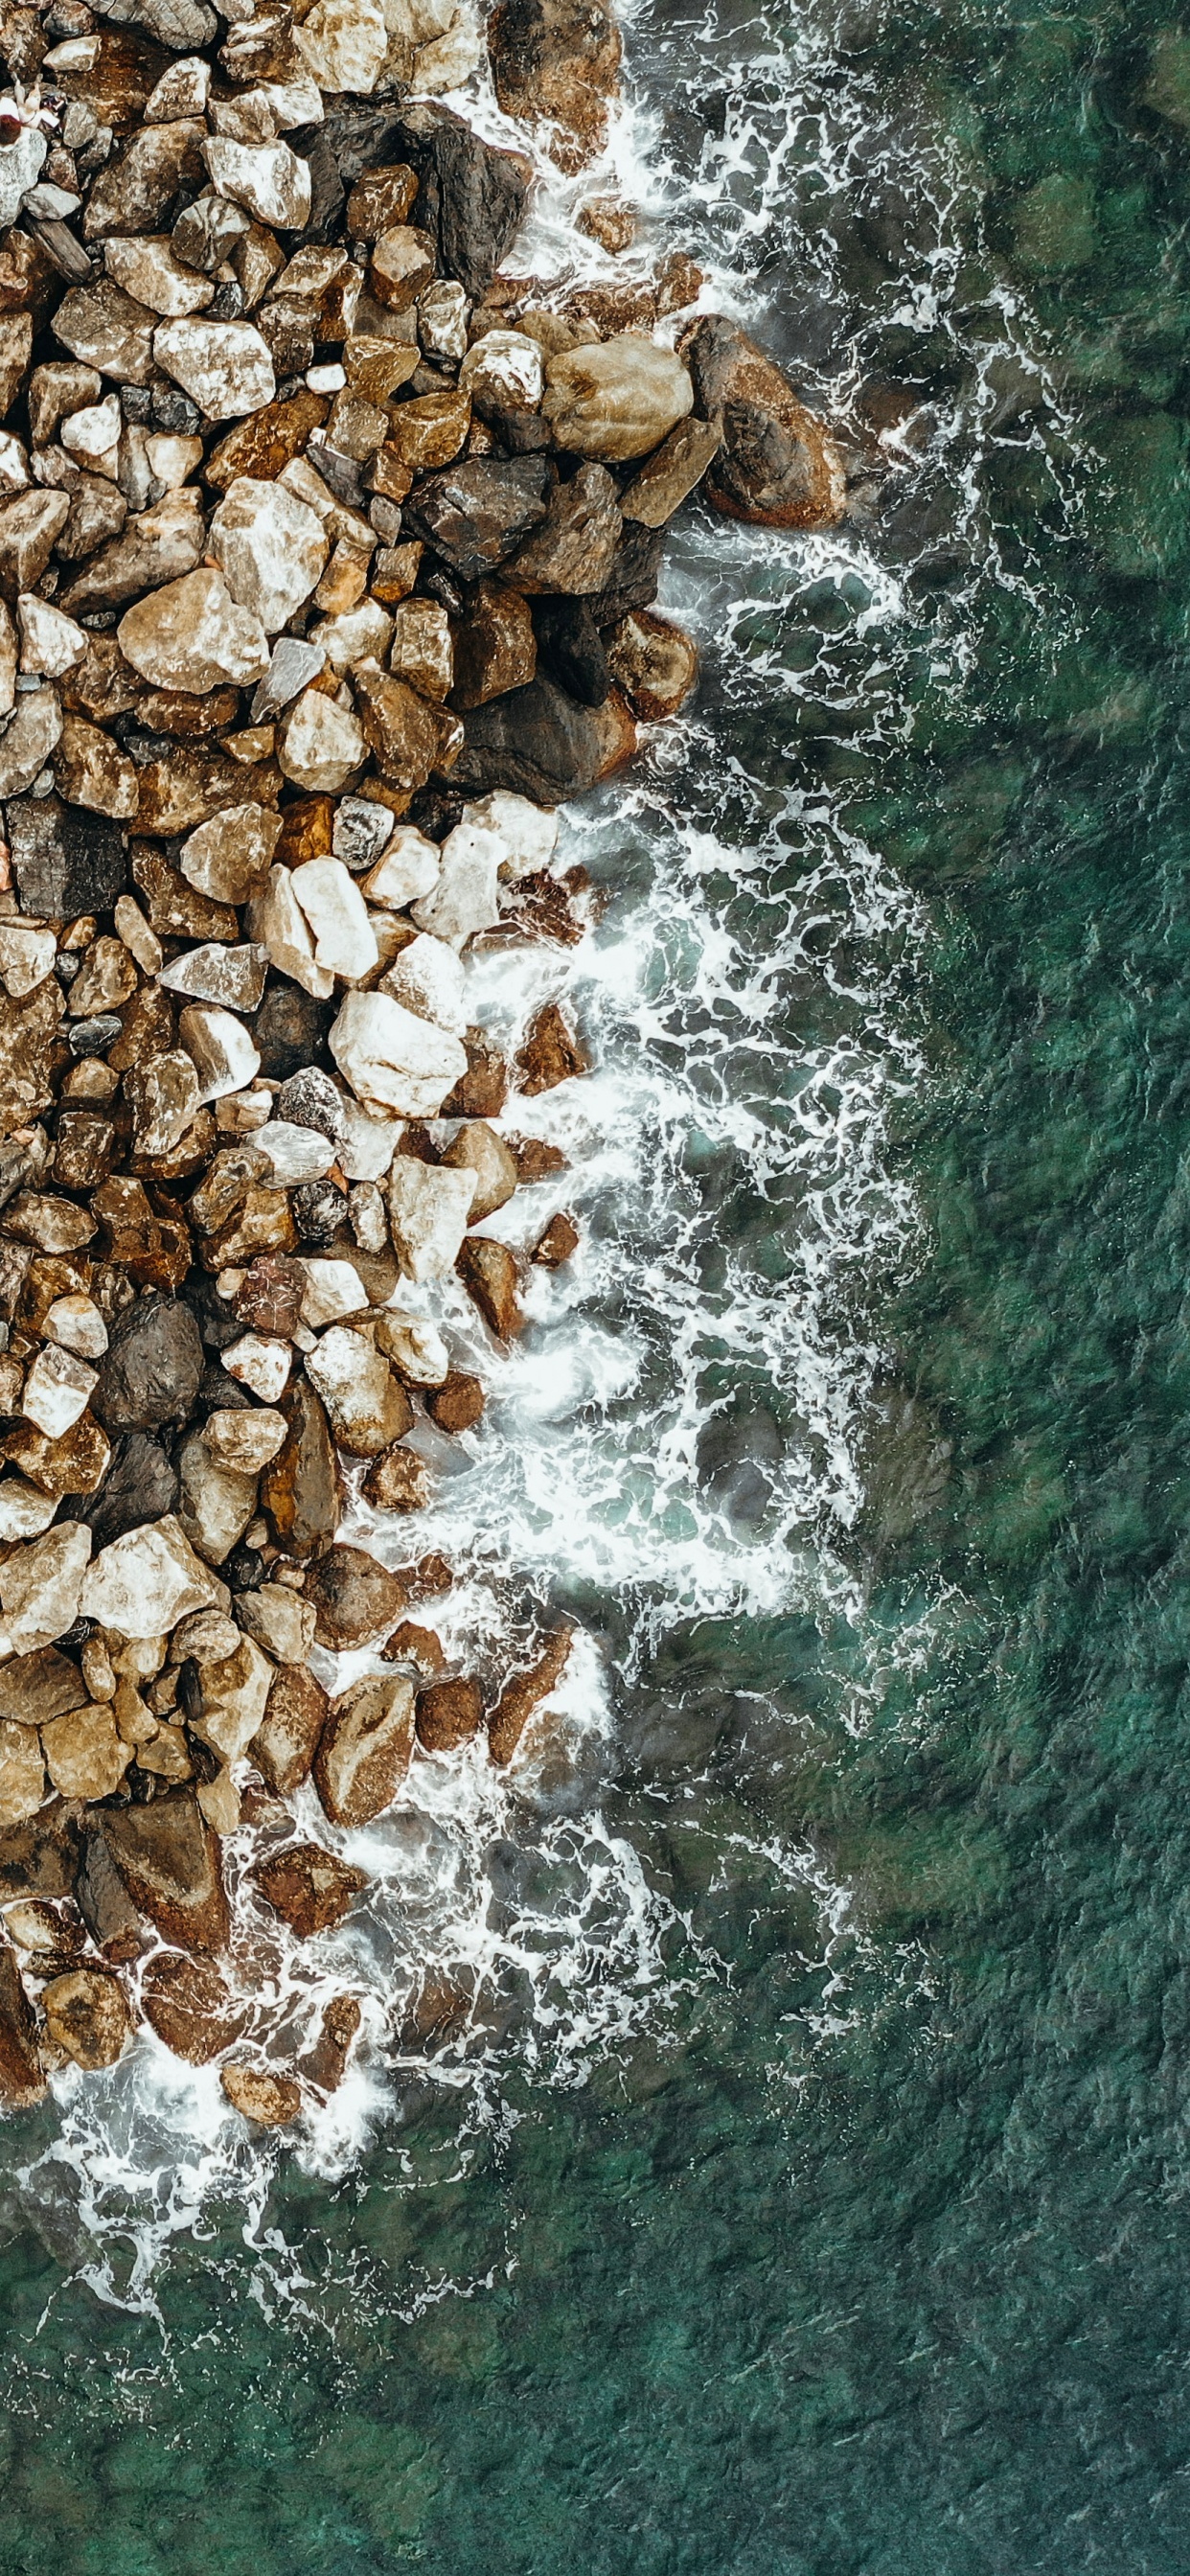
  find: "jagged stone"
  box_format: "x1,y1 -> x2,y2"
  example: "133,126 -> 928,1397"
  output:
252,1842 -> 369,1938
330,988 -> 467,1117
683,314 -> 845,529
209,476 -> 329,634
80,1515 -> 225,1640
403,453 -> 552,582
141,1951 -> 248,2063
119,566 -> 270,695
221,2060 -> 301,2125
250,1661 -> 329,1795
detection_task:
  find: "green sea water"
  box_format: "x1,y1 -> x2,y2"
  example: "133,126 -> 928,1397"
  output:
6,1 -> 1190,2567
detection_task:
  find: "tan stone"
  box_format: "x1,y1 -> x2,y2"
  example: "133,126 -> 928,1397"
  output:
180,800 -> 283,906
313,1670 -> 415,1828
41,1704 -> 131,1801
542,334 -> 694,462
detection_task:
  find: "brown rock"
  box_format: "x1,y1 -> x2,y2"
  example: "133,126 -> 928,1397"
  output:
619,415 -> 722,527
347,164 -> 418,240
140,1951 -> 249,2064
57,490 -> 206,616
0,1942 -> 45,2106
249,1662 -> 329,1798
683,315 -> 845,530
352,657 -> 445,796
533,1209 -> 580,1267
259,1379 -> 341,1559
516,1000 -> 588,1093
299,1991 -> 361,2094
54,1110 -> 117,1191
457,1235 -> 523,1339
313,1670 -> 415,1828
424,1372 -> 484,1434
503,461 -> 621,595
233,1252 -> 306,1339
133,748 -> 280,840
360,1442 -> 432,1510
0,1645 -> 88,1729
370,225 -> 435,314
403,453 -> 553,585
221,2060 -> 301,2126
385,385 -> 470,471
274,794 -> 334,869
251,1842 -> 369,1939
605,609 -> 698,722
41,1704 -> 132,1802
0,978 -> 63,1138
381,1619 -> 446,1675
108,979 -> 180,1070
304,1542 -> 406,1650
441,1118 -> 518,1219
450,582 -> 537,711
0,1803 -> 80,1900
138,686 -> 240,739
100,1791 -> 230,1955
0,489 -> 69,598
74,1823 -> 142,1961
440,1024 -> 510,1117
1,1414 -> 112,1500
83,118 -> 207,243
42,1966 -> 131,2069
204,390 -> 328,494
416,1675 -> 483,1753
453,672 -> 635,806
488,1625 -> 573,1764
488,0 -> 621,169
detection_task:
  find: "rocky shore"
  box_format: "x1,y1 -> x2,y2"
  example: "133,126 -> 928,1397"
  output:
0,0 -> 843,2123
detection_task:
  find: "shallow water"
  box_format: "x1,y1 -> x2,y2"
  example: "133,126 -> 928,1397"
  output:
7,0 -> 1190,2564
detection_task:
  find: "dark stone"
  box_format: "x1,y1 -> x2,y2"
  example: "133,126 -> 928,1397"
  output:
299,1991 -> 361,2094
79,1431 -> 178,1544
0,1944 -> 44,2107
387,103 -> 531,301
7,794 -> 126,917
250,1843 -> 369,1939
0,1803 -> 80,1900
252,979 -> 332,1081
259,1378 -> 342,1558
588,520 -> 665,627
197,1364 -> 254,1413
532,596 -> 610,705
224,1545 -> 266,1592
403,455 -> 553,585
67,1014 -> 123,1057
91,1293 -> 204,1435
682,314 -> 842,529
416,1675 -> 484,1752
416,558 -> 470,619
291,1179 -> 348,1245
150,386 -> 201,434
457,1235 -> 523,1339
232,1253 -> 306,1339
140,1951 -> 249,2064
453,673 -> 630,805
276,1066 -> 346,1148
516,998 -> 589,1092
119,384 -> 152,423
75,1824 -> 143,1962
299,104 -> 413,242
304,1543 -> 406,1649
99,1793 -> 230,1956
309,444 -> 363,510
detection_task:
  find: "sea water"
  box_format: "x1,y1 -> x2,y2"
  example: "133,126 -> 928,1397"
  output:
5,0 -> 1190,2565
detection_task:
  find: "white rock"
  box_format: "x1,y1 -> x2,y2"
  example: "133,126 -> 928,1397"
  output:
360,823 -> 441,909
0,1478 -> 58,1542
180,800 -> 283,905
291,856 -> 378,982
143,56 -> 210,119
295,0 -> 387,90
252,633 -> 327,720
104,233 -> 215,318
410,816 -> 502,949
0,921 -> 56,997
386,1157 -> 476,1281
118,566 -> 270,694
330,988 -> 468,1117
17,592 -> 86,679
278,687 -> 366,793
42,1293 -> 107,1360
172,1609 -> 240,1664
246,866 -> 334,1001
0,435 -> 27,503
221,1334 -> 292,1401
309,598 -> 392,674
236,1581 -> 314,1664
178,1003 -> 262,1103
465,789 -> 559,881
202,135 -> 311,232
113,893 -> 163,975
376,1308 -> 449,1384
0,1520 -> 91,1652
380,930 -> 467,1034
202,1407 -> 287,1473
305,1324 -> 405,1454
298,1255 -> 369,1328
81,1516 -> 223,1641
460,328 -> 543,413
419,278 -> 469,364
145,430 -> 204,488
209,475 -> 329,634
189,1631 -> 273,1761
336,1092 -> 400,1182
21,1343 -> 98,1438
0,126 -> 46,232
177,1434 -> 258,1566
253,74 -> 325,129
153,315 -> 277,422
308,361 -> 345,394
126,1048 -> 202,1155
256,1120 -> 336,1186
0,682 -> 60,798
59,391 -> 123,479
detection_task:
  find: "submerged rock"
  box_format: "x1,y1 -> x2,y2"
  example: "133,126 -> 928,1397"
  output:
251,1843 -> 369,1938
140,1951 -> 249,2063
221,2060 -> 302,2126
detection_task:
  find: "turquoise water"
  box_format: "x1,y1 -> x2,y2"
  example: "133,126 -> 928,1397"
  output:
7,1 -> 1190,2566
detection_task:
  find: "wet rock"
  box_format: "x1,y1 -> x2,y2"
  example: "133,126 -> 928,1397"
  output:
299,1990 -> 361,2094
252,1841 -> 369,1939
454,672 -> 635,805
73,1822 -> 141,1960
488,0 -> 620,164
330,987 -> 467,1118
188,1629 -> 273,1761
440,1118 -> 518,1221
0,494 -> 69,603
381,928 -> 466,1034
220,2059 -> 301,2125
516,998 -> 588,1092
140,1949 -> 248,2062
176,1432 -> 258,1567
543,334 -> 692,463
305,1324 -> 409,1457
403,452 -> 552,582
305,1541 -> 405,1649
619,414 -> 722,526
0,1942 -> 46,2105
424,1371 -> 484,1435
387,1157 -> 476,1281
505,460 -> 621,594
209,475 -> 329,634
532,594 -> 608,705
605,608 -> 698,721
232,1250 -> 307,1338
57,487 -> 206,619
313,1669 -> 415,1827
91,1292 -> 202,1435
42,1966 -> 131,2069
80,1515 -> 226,1640
351,657 -> 445,797
388,599 -> 453,703
388,104 -> 530,302
81,1431 -> 178,1546
532,1208 -> 580,1268
258,1377 -> 341,1556
361,1441 -> 431,1509
450,581 -> 537,710
416,1673 -> 483,1751
119,566 -> 270,695
250,1661 -> 329,1797
488,1623 -> 572,1762
84,116 -> 207,243
101,1789 -> 229,1953
684,315 -> 845,530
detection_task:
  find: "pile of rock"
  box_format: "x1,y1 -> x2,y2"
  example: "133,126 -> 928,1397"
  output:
0,0 -> 843,2123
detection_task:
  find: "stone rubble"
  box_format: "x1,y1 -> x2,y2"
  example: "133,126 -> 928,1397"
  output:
0,0 -> 846,2128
